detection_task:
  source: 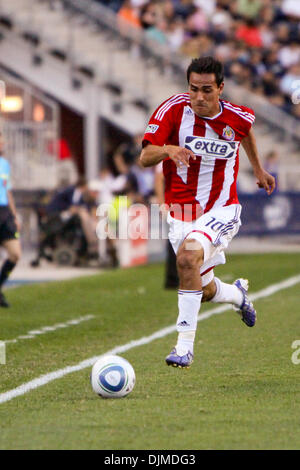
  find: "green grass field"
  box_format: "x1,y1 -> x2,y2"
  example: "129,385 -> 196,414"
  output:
0,253 -> 300,450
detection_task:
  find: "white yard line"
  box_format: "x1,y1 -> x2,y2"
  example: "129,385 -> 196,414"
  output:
2,315 -> 95,344
0,274 -> 300,405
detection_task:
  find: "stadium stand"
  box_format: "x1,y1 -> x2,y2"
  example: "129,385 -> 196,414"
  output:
0,0 -> 299,192
99,0 -> 300,117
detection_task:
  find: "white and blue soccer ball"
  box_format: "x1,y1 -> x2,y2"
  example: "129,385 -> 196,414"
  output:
90,355 -> 135,398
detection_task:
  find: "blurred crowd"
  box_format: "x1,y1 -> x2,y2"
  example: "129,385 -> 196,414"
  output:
32,133 -> 157,268
93,133 -> 154,207
95,0 -> 300,119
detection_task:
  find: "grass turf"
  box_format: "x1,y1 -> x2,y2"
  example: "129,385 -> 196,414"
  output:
0,253 -> 300,449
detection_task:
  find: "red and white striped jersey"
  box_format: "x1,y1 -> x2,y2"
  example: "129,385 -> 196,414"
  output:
143,93 -> 255,221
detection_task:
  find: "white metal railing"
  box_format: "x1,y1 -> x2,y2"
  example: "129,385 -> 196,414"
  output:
0,67 -> 60,189
2,121 -> 59,189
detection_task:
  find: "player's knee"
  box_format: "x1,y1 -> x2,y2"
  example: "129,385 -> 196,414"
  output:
177,252 -> 195,272
176,243 -> 204,272
8,249 -> 21,264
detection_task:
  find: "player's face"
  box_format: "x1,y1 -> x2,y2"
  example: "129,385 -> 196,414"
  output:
188,72 -> 224,118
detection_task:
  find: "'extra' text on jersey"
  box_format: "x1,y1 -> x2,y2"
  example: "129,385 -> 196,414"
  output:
143,94 -> 255,221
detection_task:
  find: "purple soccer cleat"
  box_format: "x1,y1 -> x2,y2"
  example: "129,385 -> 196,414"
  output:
165,348 -> 194,368
234,278 -> 256,327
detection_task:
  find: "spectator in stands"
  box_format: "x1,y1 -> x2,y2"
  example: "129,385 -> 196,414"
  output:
235,18 -> 263,48
166,16 -> 185,51
46,177 -> 99,256
210,3 -> 232,39
263,48 -> 284,78
185,6 -> 209,37
173,0 -> 196,20
275,22 -> 291,44
95,168 -> 124,206
102,0 -> 300,116
118,0 -> 141,28
281,0 -> 300,19
46,176 -> 87,214
236,0 -> 262,20
280,64 -> 300,101
278,41 -> 300,69
95,0 -> 124,13
112,133 -> 152,204
129,156 -> 155,202
146,16 -> 168,45
194,0 -> 216,18
259,22 -> 274,48
113,133 -> 143,177
89,171 -> 123,268
248,50 -> 266,83
140,2 -> 158,29
261,71 -> 281,98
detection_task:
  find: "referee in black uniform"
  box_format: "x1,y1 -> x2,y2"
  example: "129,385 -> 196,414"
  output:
0,134 -> 21,307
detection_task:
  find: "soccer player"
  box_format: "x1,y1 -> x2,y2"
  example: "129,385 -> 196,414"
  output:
140,57 -> 275,368
0,133 -> 21,307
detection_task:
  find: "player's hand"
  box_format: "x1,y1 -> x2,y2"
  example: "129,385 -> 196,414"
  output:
255,169 -> 276,195
166,145 -> 196,168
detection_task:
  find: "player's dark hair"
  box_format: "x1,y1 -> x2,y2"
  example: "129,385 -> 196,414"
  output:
187,56 -> 224,87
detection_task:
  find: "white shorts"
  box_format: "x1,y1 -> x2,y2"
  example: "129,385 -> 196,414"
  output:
167,204 -> 241,286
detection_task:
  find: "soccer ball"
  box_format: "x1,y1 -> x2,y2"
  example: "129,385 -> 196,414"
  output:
90,355 -> 135,398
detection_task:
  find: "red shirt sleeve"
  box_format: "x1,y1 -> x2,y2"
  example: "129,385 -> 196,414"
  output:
240,105 -> 255,137
142,96 -> 176,148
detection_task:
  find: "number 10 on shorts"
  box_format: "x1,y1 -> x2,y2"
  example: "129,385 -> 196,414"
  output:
0,341 -> 6,365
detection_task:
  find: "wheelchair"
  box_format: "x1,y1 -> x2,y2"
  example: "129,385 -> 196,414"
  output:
30,206 -> 90,267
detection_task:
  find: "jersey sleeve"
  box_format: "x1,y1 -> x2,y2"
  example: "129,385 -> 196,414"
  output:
240,105 -> 255,137
142,97 -> 176,148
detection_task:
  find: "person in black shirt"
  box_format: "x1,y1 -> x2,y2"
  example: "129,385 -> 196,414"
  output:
46,177 -> 98,256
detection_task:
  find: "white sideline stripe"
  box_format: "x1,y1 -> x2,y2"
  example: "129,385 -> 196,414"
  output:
3,315 -> 95,345
1,274 -> 300,405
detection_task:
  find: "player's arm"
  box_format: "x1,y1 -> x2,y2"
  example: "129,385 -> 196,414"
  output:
7,190 -> 20,231
154,170 -> 165,206
241,128 -> 276,195
140,144 -> 196,168
7,190 -> 17,218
